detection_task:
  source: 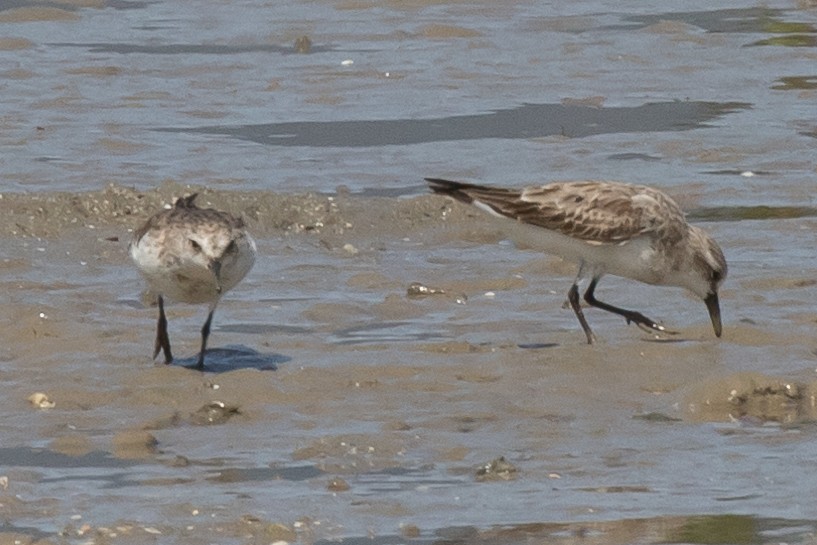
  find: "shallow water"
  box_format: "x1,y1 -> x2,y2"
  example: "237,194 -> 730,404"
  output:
2,1 -> 817,543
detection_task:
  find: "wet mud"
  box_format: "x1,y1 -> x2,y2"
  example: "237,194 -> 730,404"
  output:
2,186 -> 817,543
3,0 -> 817,542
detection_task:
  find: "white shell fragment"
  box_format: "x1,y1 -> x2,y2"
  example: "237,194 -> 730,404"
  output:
28,392 -> 55,409
406,282 -> 446,298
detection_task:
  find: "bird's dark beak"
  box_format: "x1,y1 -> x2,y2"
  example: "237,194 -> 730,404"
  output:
209,260 -> 223,294
704,292 -> 722,337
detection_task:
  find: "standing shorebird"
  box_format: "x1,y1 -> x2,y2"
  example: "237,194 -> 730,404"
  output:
130,194 -> 256,368
427,178 -> 727,343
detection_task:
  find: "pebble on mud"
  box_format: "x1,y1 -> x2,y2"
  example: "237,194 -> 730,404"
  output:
189,401 -> 242,426
400,523 -> 421,538
294,35 -> 311,53
406,282 -> 446,298
475,456 -> 518,482
27,392 -> 55,409
406,282 -> 468,305
327,477 -> 350,492
243,520 -> 296,543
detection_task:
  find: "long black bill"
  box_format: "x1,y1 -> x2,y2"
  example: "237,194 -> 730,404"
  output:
209,260 -> 223,294
704,292 -> 722,337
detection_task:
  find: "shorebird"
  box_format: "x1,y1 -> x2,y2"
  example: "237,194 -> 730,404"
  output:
427,178 -> 727,343
130,194 -> 256,368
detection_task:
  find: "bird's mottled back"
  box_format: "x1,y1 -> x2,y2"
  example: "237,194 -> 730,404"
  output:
132,193 -> 245,246
427,176 -> 728,342
428,178 -> 686,245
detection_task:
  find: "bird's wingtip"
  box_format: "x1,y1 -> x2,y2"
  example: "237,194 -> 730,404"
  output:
425,178 -> 479,206
426,177 -> 473,195
426,177 -> 459,189
174,193 -> 199,209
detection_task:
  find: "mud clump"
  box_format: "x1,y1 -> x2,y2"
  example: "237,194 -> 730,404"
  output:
686,372 -> 817,424
475,456 -> 518,482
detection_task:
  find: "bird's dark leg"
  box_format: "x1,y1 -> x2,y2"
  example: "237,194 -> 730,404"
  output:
583,278 -> 674,334
568,283 -> 596,344
196,309 -> 215,369
153,295 -> 173,364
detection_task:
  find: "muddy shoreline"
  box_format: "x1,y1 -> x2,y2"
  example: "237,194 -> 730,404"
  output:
2,185 -> 817,543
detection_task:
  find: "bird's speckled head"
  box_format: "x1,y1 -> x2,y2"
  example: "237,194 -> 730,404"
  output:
685,225 -> 727,337
184,224 -> 256,294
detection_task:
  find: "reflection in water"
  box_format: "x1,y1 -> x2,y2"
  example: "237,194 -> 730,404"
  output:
772,76 -> 817,90
609,7 -> 815,35
0,447 -> 133,469
0,513 -> 809,545
750,35 -> 817,47
156,101 -> 750,148
331,321 -> 445,345
306,515 -> 816,545
207,465 -> 323,483
685,205 -> 817,222
49,42 -> 335,55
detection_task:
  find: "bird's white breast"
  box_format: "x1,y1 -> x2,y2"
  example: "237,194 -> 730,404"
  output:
130,237 -> 220,304
219,235 -> 257,292
492,215 -> 664,284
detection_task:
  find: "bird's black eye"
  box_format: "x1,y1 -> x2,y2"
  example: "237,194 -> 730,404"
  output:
189,239 -> 202,252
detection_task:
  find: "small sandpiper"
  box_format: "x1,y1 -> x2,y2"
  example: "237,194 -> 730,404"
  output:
427,178 -> 727,343
130,194 -> 256,368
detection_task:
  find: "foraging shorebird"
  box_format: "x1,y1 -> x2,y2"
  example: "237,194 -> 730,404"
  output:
427,178 -> 727,343
130,194 -> 256,368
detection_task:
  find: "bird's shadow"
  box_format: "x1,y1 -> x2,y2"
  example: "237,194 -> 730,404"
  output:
170,345 -> 288,373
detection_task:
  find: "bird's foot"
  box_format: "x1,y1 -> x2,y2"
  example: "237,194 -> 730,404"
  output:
624,313 -> 679,336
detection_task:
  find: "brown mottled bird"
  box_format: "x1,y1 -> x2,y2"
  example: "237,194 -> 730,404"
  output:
427,178 -> 727,343
130,194 -> 256,368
